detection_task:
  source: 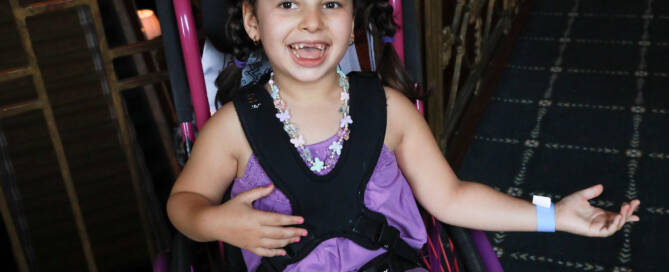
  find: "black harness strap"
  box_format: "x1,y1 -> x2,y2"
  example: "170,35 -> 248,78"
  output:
233,72 -> 421,271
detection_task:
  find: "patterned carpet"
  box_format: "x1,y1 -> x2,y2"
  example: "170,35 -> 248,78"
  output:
457,0 -> 669,271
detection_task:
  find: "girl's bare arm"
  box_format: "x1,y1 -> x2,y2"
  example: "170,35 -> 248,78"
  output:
166,103 -> 306,256
167,103 -> 243,241
386,88 -> 639,236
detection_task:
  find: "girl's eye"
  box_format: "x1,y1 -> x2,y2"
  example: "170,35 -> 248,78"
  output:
323,1 -> 340,8
279,1 -> 297,9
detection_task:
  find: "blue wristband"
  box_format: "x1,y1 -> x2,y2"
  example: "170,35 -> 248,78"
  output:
536,203 -> 556,232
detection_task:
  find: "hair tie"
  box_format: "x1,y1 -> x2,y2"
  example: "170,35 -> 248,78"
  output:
234,58 -> 247,69
382,36 -> 395,44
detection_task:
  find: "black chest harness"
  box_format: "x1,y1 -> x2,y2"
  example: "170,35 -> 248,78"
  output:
231,72 -> 424,271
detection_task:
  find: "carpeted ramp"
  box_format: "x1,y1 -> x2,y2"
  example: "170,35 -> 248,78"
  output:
457,0 -> 669,271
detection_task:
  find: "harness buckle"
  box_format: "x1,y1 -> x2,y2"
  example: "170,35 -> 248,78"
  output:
377,224 -> 400,250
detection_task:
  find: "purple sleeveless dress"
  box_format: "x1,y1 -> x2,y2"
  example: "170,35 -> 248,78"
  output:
230,134 -> 428,271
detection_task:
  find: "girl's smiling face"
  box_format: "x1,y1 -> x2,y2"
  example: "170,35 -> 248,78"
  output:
243,0 -> 354,84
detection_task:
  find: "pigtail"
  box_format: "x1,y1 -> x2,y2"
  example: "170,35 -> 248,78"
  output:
215,0 -> 258,107
214,64 -> 243,108
378,42 -> 425,100
361,0 -> 425,101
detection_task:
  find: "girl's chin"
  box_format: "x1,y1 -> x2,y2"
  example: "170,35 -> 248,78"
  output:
278,62 -> 338,82
286,69 -> 334,83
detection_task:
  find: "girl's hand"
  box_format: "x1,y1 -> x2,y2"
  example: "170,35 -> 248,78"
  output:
555,184 -> 640,237
206,184 -> 307,257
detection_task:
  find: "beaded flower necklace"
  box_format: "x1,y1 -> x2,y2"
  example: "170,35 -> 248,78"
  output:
268,69 -> 352,173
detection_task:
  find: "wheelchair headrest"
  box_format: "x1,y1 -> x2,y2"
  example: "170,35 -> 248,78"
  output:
201,0 -> 232,53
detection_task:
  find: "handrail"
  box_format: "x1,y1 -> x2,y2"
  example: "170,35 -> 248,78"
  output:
0,99 -> 43,119
425,0 -> 526,151
0,66 -> 32,82
110,38 -> 164,59
117,72 -> 170,91
22,0 -> 86,17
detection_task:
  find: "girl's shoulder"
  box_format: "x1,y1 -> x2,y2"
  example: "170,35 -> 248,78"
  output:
207,101 -> 241,135
170,101 -> 251,204
382,85 -> 424,152
201,101 -> 252,162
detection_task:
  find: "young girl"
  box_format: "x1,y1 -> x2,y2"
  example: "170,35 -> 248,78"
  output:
166,0 -> 641,271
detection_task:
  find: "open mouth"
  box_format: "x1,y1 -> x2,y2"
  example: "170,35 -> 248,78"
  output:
288,42 -> 329,60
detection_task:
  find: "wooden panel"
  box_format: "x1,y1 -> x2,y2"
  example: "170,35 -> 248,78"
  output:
0,214 -> 19,272
0,77 -> 38,108
19,0 -> 82,10
26,7 -> 151,271
18,0 -> 43,7
2,111 -> 89,271
0,0 -> 28,71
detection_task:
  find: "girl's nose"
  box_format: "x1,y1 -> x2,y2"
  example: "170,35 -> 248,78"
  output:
298,7 -> 323,32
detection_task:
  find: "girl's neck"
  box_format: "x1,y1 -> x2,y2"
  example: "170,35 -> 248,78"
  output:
269,69 -> 340,103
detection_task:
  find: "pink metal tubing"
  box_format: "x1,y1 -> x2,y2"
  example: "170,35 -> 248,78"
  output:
388,0 -> 405,63
180,122 -> 195,142
174,0 -> 211,130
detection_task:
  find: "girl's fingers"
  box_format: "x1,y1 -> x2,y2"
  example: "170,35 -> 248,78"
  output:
579,184 -> 604,200
239,184 -> 275,204
626,202 -> 636,219
585,199 -> 641,237
616,204 -> 630,229
262,226 -> 308,239
256,210 -> 304,226
259,237 -> 300,249
625,200 -> 641,223
620,200 -> 640,223
619,203 -> 628,215
630,200 -> 641,213
253,247 -> 287,257
618,209 -> 628,230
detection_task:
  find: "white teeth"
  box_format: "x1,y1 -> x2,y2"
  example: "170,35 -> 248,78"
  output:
289,43 -> 328,59
292,48 -> 301,58
290,43 -> 327,50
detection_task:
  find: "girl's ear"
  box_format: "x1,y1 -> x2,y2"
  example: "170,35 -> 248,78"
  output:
242,2 -> 259,42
